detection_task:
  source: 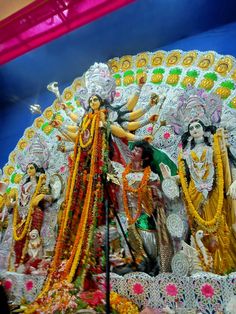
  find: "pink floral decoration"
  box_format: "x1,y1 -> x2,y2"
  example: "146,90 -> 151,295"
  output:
80,289 -> 105,307
115,91 -> 121,97
165,283 -> 178,297
4,279 -> 12,290
178,142 -> 183,148
147,126 -> 153,133
163,132 -> 170,139
133,282 -> 144,295
201,283 -> 215,298
60,165 -> 66,173
25,280 -> 34,291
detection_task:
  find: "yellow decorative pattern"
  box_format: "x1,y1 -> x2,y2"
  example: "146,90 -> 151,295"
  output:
3,165 -> 14,176
62,88 -> 73,101
151,51 -> 165,66
18,139 -> 28,150
231,69 -> 236,81
182,51 -> 198,67
72,78 -> 82,92
25,128 -> 35,139
230,96 -> 236,108
215,86 -> 231,99
9,152 -> 17,163
136,52 -> 149,68
166,51 -> 181,67
34,117 -> 45,128
120,55 -> 133,71
214,57 -> 233,76
43,108 -> 54,120
52,99 -> 61,111
108,57 -> 120,73
197,52 -> 215,70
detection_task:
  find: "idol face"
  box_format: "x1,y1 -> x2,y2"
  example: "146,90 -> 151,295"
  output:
189,121 -> 204,139
89,95 -> 101,111
27,164 -> 36,177
131,146 -> 143,163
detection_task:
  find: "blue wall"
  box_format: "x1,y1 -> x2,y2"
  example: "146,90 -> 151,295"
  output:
1,4 -> 236,169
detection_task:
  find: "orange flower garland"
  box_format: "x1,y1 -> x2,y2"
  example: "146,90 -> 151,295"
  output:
66,111 -> 101,282
122,164 -> 151,225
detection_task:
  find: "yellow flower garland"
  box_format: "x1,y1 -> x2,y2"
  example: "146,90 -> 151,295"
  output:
178,133 -> 224,232
79,112 -> 97,148
13,174 -> 44,241
67,111 -> 101,282
38,134 -> 82,298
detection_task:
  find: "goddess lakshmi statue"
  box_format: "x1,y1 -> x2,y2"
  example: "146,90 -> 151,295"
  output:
167,87 -> 236,274
11,163 -> 52,270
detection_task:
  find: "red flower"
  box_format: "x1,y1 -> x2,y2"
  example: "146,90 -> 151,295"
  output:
25,280 -> 34,291
165,283 -> 178,297
201,284 -> 214,298
80,289 -> 105,306
163,132 -> 170,139
4,279 -> 12,290
132,282 -> 144,295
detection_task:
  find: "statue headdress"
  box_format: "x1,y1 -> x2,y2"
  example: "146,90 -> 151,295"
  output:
166,86 -> 223,135
17,135 -> 50,172
75,62 -> 116,109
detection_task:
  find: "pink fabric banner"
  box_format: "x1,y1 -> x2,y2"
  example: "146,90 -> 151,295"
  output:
0,0 -> 135,65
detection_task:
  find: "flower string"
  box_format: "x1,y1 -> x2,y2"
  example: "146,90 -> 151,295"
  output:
13,174 -> 44,241
122,164 -> 151,225
178,133 -> 224,232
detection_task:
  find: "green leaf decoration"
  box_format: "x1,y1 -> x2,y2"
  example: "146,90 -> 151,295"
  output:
186,70 -> 198,78
169,68 -> 182,75
10,173 -> 16,183
124,70 -> 134,77
41,122 -> 54,135
220,80 -> 235,90
204,72 -> 218,81
136,69 -> 144,74
153,68 -> 165,74
6,187 -> 11,194
113,73 -> 121,79
228,102 -> 236,109
180,83 -> 188,89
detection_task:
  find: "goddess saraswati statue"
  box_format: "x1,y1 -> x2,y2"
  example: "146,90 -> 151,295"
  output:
167,87 -> 236,274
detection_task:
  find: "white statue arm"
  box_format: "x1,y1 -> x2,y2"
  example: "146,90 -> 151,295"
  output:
159,163 -> 180,200
227,168 -> 236,199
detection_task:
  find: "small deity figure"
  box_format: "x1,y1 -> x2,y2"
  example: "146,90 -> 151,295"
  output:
11,163 -> 53,270
110,141 -> 174,275
167,87 -> 236,274
27,229 -> 43,260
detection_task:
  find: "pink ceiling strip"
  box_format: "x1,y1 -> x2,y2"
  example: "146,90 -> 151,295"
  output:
0,0 -> 135,65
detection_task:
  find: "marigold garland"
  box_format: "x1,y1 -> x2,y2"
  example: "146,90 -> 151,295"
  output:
122,164 -> 151,225
79,112 -> 97,148
37,131 -> 82,298
66,111 -> 101,282
178,133 -> 224,232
